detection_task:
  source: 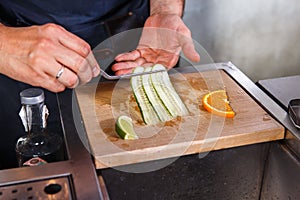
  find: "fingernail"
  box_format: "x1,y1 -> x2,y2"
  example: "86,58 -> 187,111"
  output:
73,78 -> 80,88
93,66 -> 100,77
115,54 -> 121,59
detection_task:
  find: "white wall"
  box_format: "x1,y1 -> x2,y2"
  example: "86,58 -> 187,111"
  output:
183,0 -> 300,81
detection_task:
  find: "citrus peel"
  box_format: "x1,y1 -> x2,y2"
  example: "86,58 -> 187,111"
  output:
202,90 -> 235,118
115,115 -> 138,140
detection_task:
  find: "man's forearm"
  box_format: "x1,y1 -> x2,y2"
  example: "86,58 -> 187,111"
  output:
0,23 -> 6,62
150,0 -> 185,17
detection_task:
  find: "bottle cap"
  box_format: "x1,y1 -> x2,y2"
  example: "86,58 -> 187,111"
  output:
20,88 -> 45,105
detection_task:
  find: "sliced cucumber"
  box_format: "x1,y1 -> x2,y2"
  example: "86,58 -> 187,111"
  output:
142,67 -> 172,122
131,66 -> 160,125
131,64 -> 188,125
150,64 -> 189,117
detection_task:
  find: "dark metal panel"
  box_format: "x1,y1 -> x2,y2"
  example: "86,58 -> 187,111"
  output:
257,75 -> 300,110
257,75 -> 300,160
57,89 -> 106,200
0,177 -> 73,200
101,143 -> 270,200
284,130 -> 300,161
260,142 -> 300,200
0,89 -> 106,200
257,74 -> 300,200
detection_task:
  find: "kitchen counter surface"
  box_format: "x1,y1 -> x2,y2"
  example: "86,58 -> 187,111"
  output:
257,75 -> 300,158
258,75 -> 300,110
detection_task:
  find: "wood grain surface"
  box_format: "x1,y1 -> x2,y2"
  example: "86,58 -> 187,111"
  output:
75,70 -> 284,169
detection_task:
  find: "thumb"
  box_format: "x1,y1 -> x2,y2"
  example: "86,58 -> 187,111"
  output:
177,24 -> 200,63
181,38 -> 200,63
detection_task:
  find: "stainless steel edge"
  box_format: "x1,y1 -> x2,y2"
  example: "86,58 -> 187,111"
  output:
219,62 -> 300,139
56,89 -> 107,200
179,62 -> 300,139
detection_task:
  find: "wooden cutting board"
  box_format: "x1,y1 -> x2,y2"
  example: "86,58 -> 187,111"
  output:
75,69 -> 284,169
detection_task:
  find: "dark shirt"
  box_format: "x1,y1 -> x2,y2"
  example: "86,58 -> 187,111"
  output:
0,0 -> 149,47
0,0 -> 149,169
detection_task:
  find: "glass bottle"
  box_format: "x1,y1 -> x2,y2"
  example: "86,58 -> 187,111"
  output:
16,88 -> 63,167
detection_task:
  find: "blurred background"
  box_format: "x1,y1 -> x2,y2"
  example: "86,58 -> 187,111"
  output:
183,0 -> 300,81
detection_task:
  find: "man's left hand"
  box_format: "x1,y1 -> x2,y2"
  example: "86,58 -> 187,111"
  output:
111,14 -> 200,75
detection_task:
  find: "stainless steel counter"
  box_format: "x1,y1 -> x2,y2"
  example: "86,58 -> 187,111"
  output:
257,76 -> 300,200
0,89 -> 107,199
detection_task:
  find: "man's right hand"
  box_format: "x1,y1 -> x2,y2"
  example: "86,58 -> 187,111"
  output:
0,23 -> 100,92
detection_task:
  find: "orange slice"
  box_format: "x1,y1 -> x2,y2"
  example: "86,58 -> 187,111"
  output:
202,90 -> 235,118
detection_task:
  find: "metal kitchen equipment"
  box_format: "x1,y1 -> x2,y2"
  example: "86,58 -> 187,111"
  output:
0,89 -> 107,199
288,99 -> 300,128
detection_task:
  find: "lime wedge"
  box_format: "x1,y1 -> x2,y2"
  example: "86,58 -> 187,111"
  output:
115,115 -> 138,140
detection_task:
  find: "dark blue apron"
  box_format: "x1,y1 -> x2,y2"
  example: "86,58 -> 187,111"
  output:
0,0 -> 149,169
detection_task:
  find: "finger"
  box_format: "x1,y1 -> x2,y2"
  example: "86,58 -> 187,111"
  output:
13,62 -> 66,93
115,62 -> 155,75
143,62 -> 154,67
156,54 -> 179,69
76,59 -> 94,84
53,44 -> 99,78
115,50 -> 141,61
181,42 -> 200,62
58,58 -> 92,85
111,58 -> 145,72
42,23 -> 91,58
53,51 -> 93,85
43,59 -> 79,88
115,68 -> 134,76
43,77 -> 66,93
139,52 -> 158,64
177,29 -> 200,63
47,24 -> 98,81
55,66 -> 79,88
55,25 -> 91,57
35,50 -> 92,86
86,51 -> 100,77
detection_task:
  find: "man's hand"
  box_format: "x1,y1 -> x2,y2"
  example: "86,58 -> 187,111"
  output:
0,23 -> 100,92
112,14 -> 200,75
